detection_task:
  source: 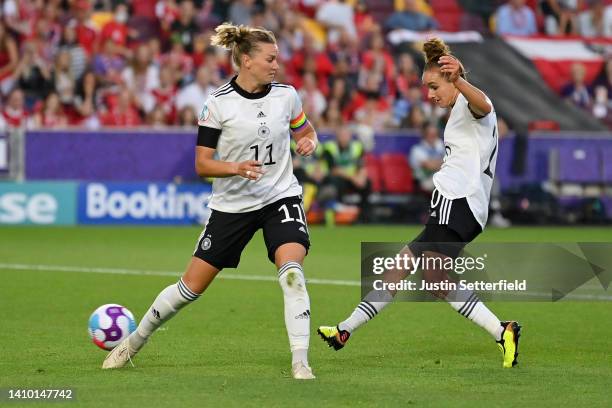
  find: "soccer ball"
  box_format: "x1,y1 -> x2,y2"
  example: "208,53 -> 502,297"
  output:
88,304 -> 137,351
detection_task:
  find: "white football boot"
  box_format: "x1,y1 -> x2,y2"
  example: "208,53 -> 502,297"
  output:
291,362 -> 315,380
102,337 -> 136,369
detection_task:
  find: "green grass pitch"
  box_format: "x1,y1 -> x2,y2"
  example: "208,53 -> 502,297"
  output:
0,226 -> 611,407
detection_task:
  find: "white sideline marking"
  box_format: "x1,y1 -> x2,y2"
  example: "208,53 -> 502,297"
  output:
0,263 -> 610,300
0,263 -> 361,287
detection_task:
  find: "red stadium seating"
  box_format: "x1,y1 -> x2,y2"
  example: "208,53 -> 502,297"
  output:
429,0 -> 461,13
429,0 -> 462,31
380,153 -> 414,194
364,153 -> 383,193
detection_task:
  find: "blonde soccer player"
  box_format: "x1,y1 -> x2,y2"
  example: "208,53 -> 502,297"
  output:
103,23 -> 318,379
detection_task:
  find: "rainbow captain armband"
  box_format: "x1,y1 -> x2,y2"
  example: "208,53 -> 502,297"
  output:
290,111 -> 308,132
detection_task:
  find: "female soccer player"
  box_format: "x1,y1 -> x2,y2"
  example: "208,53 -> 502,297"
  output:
103,23 -> 318,380
318,38 -> 521,368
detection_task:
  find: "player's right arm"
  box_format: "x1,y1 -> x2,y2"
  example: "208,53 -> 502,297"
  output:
195,145 -> 263,180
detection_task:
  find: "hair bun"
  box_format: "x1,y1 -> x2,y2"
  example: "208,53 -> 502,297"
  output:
423,37 -> 450,64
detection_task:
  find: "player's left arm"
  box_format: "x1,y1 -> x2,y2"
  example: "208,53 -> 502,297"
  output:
439,55 -> 492,118
291,117 -> 318,157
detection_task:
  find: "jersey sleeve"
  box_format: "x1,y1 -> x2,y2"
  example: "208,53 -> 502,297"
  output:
289,87 -> 309,132
196,96 -> 222,148
197,95 -> 222,129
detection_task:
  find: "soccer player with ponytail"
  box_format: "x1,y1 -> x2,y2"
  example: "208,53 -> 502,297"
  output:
318,38 -> 521,369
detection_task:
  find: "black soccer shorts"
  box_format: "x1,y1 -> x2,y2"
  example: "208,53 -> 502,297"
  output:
193,196 -> 310,270
409,188 -> 483,259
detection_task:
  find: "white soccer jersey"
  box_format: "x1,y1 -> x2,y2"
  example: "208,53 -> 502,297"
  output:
198,78 -> 305,213
432,93 -> 498,228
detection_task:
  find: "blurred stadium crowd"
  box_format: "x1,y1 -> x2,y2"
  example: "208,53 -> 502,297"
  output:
0,0 -> 611,132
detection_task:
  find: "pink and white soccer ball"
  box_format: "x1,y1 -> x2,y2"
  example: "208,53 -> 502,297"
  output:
88,304 -> 137,350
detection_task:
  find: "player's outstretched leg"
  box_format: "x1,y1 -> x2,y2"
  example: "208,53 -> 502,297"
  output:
318,247 -> 411,351
102,258 -> 218,369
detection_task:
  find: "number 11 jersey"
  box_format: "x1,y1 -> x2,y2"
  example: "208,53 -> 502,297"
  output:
198,77 -> 305,213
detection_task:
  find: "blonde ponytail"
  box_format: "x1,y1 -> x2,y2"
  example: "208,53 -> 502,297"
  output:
210,22 -> 276,68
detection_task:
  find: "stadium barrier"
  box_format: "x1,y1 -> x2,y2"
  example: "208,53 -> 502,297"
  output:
0,181 -> 77,225
0,181 -> 211,226
2,130 -> 611,225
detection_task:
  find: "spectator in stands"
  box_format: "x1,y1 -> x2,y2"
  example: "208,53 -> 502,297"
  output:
322,126 -> 371,221
560,62 -> 592,109
92,38 -> 126,87
354,0 -> 377,40
73,71 -> 101,128
100,2 -> 135,59
593,58 -> 612,94
170,0 -> 199,53
30,6 -> 62,66
315,0 -> 357,44
328,54 -> 359,96
191,33 -> 209,67
289,33 -> 334,90
147,104 -> 170,128
276,11 -> 305,62
395,53 -> 420,94
540,0 -> 581,35
577,0 -> 612,37
177,65 -> 216,120
590,59 -> 612,127
322,99 -> 344,128
177,105 -> 197,127
228,0 -> 255,26
194,1 -> 222,30
327,76 -> 352,117
403,104 -> 427,129
156,0 -> 180,42
2,0 -> 39,40
0,21 -> 18,96
394,82 -> 426,126
99,85 -> 142,127
121,43 -> 160,115
1,88 -> 28,130
299,72 -> 327,127
161,39 -> 194,85
31,92 -> 68,128
59,24 -> 88,82
409,121 -> 444,193
354,92 -> 394,132
68,0 -> 98,56
495,0 -> 538,36
14,41 -> 53,110
151,65 -> 178,124
384,0 -> 438,32
591,84 -> 611,125
53,50 -> 76,106
361,31 -> 396,96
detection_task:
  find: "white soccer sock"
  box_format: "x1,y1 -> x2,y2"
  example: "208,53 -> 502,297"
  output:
445,289 -> 504,341
338,290 -> 393,333
278,262 -> 311,366
128,278 -> 200,353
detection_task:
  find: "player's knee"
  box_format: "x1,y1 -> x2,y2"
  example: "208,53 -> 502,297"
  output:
279,267 -> 307,294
